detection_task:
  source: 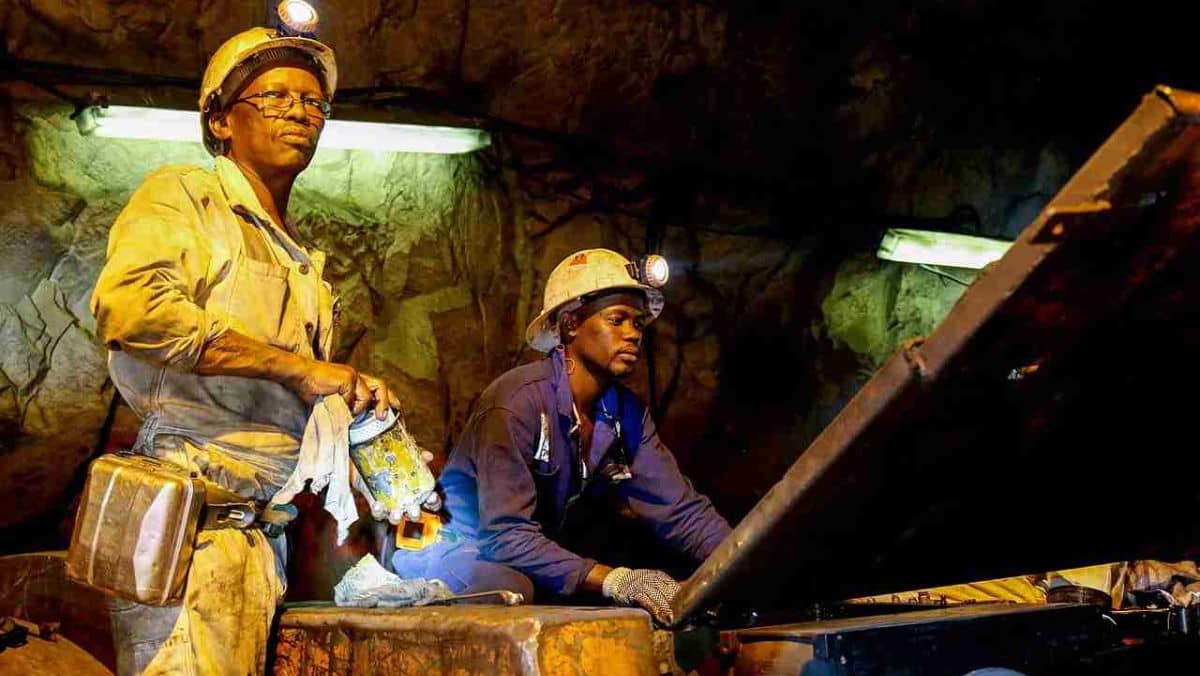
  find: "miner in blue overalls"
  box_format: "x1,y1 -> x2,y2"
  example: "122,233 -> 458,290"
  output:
393,249 -> 732,624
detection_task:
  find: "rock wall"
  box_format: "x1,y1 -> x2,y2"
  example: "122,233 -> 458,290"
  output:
0,102 -> 527,536
0,102 -> 115,535
0,0 -> 1109,543
0,100 -> 878,535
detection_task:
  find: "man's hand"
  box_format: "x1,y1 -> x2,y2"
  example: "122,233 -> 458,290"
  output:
357,372 -> 403,419
601,567 -> 680,626
195,331 -> 403,418
289,360 -> 359,407
288,362 -> 402,419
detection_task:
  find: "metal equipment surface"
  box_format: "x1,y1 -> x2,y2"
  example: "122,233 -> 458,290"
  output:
66,453 -> 205,605
675,86 -> 1200,625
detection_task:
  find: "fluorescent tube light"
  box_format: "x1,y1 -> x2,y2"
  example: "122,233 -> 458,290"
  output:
321,119 -> 490,153
88,105 -> 491,154
90,106 -> 198,143
877,228 -> 1012,270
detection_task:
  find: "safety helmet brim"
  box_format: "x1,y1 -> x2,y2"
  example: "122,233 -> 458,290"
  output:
525,284 -> 664,353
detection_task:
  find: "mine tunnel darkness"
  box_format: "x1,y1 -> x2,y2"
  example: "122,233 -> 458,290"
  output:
4,3 -> 1200,672
3,2 -> 1200,553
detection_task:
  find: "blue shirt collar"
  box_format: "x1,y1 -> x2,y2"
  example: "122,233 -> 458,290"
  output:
549,349 -> 623,432
548,349 -> 630,482
550,348 -> 576,425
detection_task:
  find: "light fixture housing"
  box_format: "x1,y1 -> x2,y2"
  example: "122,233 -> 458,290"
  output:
83,105 -> 491,155
277,0 -> 320,37
876,228 -> 1011,270
627,254 -> 670,288
71,105 -> 98,135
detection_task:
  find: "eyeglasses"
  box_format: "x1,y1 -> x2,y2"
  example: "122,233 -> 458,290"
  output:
233,90 -> 332,119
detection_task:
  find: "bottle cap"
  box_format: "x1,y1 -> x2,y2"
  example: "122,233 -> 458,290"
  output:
348,408 -> 398,446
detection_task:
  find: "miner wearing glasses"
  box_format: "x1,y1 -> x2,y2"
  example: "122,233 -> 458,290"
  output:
90,27 -> 407,674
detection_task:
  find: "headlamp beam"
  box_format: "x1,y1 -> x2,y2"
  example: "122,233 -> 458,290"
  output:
276,0 -> 320,37
627,255 -> 670,288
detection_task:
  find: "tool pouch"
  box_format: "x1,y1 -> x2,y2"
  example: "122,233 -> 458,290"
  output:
66,451 -> 258,606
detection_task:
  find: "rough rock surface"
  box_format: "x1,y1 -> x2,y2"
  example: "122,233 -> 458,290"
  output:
822,255 -> 978,371
0,1 -> 1091,540
0,279 -> 110,530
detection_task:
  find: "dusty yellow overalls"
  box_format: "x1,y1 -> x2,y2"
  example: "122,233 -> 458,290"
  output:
91,156 -> 335,675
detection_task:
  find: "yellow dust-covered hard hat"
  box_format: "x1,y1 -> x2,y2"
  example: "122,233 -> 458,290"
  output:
198,27 -> 337,156
525,249 -> 665,352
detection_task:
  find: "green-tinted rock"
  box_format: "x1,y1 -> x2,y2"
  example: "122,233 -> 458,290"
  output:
891,264 -> 978,351
0,281 -> 110,530
24,104 -> 212,200
0,180 -> 83,304
821,253 -> 975,369
374,285 -> 474,383
821,254 -> 902,368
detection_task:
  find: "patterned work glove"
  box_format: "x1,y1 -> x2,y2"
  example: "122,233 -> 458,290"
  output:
602,567 -> 680,626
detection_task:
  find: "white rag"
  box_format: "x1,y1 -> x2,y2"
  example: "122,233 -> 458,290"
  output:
333,554 -> 454,608
269,394 -> 358,545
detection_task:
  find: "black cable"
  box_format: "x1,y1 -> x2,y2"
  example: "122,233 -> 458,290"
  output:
917,263 -> 971,286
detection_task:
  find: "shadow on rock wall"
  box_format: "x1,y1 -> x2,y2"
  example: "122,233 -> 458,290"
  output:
0,93 -> 1069,548
2,103 -> 824,543
0,0 -> 1120,552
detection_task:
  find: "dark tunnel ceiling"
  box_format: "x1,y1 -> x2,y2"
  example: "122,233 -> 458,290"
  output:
5,1 -> 1200,236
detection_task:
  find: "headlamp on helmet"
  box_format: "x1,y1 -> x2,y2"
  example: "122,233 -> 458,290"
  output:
276,0 -> 320,37
626,254 -> 670,288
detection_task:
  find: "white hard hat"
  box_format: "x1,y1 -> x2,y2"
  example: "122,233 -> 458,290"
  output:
525,249 -> 664,352
198,27 -> 337,156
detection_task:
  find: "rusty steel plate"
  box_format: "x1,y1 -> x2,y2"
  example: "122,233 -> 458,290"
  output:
675,86 -> 1200,624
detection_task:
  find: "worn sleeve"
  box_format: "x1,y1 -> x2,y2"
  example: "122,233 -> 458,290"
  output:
618,410 -> 732,561
90,170 -> 228,369
474,407 -> 598,595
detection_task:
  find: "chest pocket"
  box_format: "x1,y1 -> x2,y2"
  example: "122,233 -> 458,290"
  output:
224,257 -> 299,350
